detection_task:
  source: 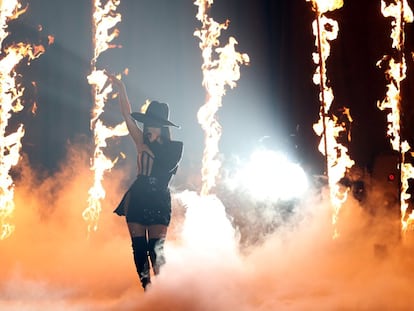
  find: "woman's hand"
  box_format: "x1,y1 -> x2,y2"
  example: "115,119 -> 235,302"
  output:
104,70 -> 144,147
105,71 -> 125,91
105,71 -> 129,106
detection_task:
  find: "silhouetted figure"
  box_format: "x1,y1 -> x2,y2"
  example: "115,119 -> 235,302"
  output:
107,73 -> 183,291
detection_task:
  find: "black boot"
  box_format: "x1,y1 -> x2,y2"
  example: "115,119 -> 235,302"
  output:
148,238 -> 166,275
131,236 -> 151,290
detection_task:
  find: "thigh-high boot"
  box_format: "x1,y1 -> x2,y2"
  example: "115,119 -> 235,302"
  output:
148,238 -> 166,275
131,236 -> 151,290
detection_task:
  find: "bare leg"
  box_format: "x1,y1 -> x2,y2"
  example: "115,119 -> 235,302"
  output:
147,225 -> 168,275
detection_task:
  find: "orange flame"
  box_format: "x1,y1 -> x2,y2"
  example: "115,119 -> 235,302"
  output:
308,0 -> 354,238
83,0 -> 128,233
194,0 -> 249,196
401,142 -> 414,230
378,0 -> 414,232
0,1 -> 46,239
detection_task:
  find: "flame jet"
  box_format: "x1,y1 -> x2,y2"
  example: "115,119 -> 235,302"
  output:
83,0 -> 128,233
377,0 -> 414,232
0,1 -> 46,240
194,0 -> 249,196
307,0 -> 354,238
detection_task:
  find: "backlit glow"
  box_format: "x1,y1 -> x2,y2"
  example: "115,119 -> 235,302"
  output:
227,150 -> 308,202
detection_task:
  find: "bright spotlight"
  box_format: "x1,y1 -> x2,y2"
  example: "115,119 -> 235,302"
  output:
227,149 -> 308,202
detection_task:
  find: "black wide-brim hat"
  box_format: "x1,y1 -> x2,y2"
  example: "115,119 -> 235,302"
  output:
131,100 -> 180,128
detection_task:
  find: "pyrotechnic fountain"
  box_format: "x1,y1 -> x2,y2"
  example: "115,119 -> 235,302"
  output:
83,0 -> 128,233
194,0 -> 249,196
0,1 -> 47,240
173,0 -> 250,257
307,0 -> 354,238
377,0 -> 414,232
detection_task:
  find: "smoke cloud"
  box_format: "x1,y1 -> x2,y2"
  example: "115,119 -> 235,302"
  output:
1,145 -> 414,311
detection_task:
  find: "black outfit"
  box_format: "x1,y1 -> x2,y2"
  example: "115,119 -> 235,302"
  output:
114,140 -> 183,224
114,139 -> 183,290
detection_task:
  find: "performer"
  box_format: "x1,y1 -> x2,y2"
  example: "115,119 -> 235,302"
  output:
106,73 -> 183,291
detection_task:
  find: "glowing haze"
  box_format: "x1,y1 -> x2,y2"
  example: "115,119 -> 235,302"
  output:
225,150 -> 309,202
1,152 -> 414,310
2,1 -> 414,310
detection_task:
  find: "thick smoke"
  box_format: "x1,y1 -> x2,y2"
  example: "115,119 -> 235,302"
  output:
1,145 -> 414,311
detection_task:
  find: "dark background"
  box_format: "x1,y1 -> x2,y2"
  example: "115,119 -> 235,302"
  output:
5,0 -> 414,177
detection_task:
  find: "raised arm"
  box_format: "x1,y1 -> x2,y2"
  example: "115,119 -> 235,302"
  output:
106,73 -> 144,150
